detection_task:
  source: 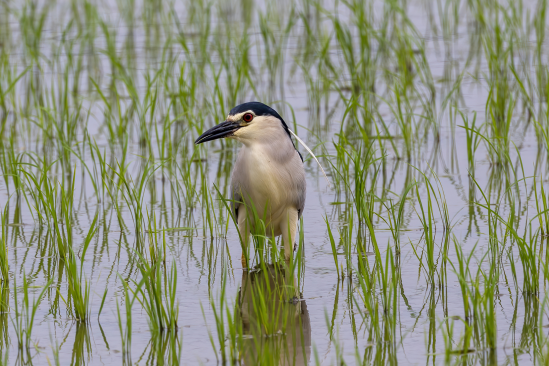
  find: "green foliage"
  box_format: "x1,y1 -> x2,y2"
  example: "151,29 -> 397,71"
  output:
0,0 -> 548,363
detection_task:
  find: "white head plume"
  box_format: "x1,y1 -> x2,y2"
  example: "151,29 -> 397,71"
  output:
288,129 -> 331,186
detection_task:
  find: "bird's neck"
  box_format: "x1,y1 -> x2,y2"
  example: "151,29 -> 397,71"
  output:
241,130 -> 296,164
238,122 -> 293,146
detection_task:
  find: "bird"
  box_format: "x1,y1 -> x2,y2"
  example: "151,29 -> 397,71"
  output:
195,102 -> 306,266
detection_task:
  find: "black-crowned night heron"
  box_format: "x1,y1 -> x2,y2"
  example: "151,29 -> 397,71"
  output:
195,102 -> 306,266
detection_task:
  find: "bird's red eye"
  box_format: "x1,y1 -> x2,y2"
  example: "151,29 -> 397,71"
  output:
242,113 -> 254,122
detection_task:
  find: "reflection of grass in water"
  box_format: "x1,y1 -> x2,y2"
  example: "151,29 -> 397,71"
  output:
205,260 -> 310,366
0,286 -> 8,353
146,329 -> 183,366
239,264 -> 310,366
133,213 -> 180,334
11,274 -> 51,354
0,205 -> 8,289
116,278 -> 133,366
203,215 -> 309,365
0,0 -> 549,363
70,323 -> 91,366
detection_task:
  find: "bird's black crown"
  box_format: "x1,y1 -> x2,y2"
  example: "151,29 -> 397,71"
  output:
230,102 -> 290,134
229,102 -> 301,160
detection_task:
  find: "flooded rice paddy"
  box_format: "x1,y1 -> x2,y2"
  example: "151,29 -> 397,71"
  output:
1,0 -> 549,364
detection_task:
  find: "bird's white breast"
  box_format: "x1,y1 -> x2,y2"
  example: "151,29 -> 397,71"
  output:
230,120 -> 305,232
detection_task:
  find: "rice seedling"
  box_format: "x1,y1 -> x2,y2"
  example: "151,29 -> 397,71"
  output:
0,0 -> 548,363
460,111 -> 481,175
203,275 -> 242,365
116,278 -> 134,365
0,275 -> 8,352
411,173 -> 445,286
382,182 -> 414,254
355,242 -> 398,366
11,274 -> 52,351
64,213 -> 98,322
132,213 -> 179,334
209,261 -> 309,366
118,161 -> 160,243
148,329 -> 183,366
324,216 -> 340,280
70,323 -> 91,366
0,205 -> 9,286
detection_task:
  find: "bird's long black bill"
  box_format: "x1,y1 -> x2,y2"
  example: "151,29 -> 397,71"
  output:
195,121 -> 240,144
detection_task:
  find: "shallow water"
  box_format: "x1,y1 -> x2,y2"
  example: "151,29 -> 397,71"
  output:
0,0 -> 548,365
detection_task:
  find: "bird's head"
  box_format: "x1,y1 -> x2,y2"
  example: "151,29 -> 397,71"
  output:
195,102 -> 293,145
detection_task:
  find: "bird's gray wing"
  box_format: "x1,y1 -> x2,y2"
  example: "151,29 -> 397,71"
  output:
231,182 -> 243,221
230,149 -> 247,221
295,153 -> 306,219
296,182 -> 306,219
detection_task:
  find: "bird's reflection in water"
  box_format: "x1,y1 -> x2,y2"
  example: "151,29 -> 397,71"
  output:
238,263 -> 311,366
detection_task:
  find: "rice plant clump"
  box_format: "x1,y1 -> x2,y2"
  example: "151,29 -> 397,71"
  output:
0,0 -> 547,364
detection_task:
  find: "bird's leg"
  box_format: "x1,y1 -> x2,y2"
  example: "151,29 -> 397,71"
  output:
237,206 -> 250,269
280,208 -> 299,262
